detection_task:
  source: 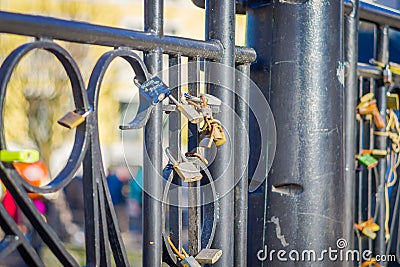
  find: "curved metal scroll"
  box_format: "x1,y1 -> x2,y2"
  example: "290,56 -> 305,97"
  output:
0,41 -> 89,195
0,40 -> 87,267
85,48 -> 153,266
161,160 -> 219,265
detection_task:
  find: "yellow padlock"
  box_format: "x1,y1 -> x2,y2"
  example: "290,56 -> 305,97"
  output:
355,218 -> 380,240
0,150 -> 39,163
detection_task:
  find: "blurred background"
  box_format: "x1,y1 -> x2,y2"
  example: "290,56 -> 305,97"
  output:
0,0 -> 246,266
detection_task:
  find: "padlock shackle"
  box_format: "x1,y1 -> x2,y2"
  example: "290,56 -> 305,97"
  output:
168,236 -> 185,260
168,94 -> 180,106
81,105 -> 93,118
165,147 -> 179,165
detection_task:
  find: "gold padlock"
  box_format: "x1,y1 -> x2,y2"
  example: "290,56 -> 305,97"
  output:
199,119 -> 226,148
169,95 -> 203,124
57,108 -> 91,129
387,93 -> 399,110
354,218 -> 380,240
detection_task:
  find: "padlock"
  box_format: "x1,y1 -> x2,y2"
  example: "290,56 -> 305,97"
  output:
357,99 -> 376,110
0,150 -> 39,163
387,93 -> 399,110
169,95 -> 203,124
200,93 -> 222,107
371,149 -> 387,158
57,108 -> 91,129
199,95 -> 213,118
361,259 -> 381,267
136,76 -> 171,104
383,64 -> 393,85
199,119 -> 226,148
355,218 -> 380,240
357,154 -> 378,169
360,149 -> 387,158
359,92 -> 374,104
165,148 -> 202,182
358,102 -> 385,129
185,152 -> 208,165
195,249 -> 222,265
201,106 -> 213,117
184,93 -> 222,108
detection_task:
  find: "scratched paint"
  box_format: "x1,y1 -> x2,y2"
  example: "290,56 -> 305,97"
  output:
269,216 -> 289,247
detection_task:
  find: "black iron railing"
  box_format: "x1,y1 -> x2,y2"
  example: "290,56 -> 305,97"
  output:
2,0 -> 400,266
0,1 -> 254,267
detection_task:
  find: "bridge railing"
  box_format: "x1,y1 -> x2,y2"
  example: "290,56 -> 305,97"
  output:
0,1 -> 255,267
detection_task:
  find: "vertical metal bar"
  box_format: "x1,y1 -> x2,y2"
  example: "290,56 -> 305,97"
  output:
187,57 -> 202,255
247,1 -> 344,265
168,55 -> 182,252
83,137 -> 101,267
234,64 -> 250,267
374,24 -> 389,259
344,0 -> 359,260
143,0 -> 163,266
97,178 -> 111,267
205,0 -> 235,266
101,177 -> 130,267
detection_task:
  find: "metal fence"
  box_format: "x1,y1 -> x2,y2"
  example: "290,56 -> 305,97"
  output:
346,0 -> 400,266
2,0 -> 400,266
0,1 -> 255,267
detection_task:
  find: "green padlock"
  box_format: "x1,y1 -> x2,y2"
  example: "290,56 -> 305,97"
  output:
357,154 -> 378,169
0,150 -> 39,163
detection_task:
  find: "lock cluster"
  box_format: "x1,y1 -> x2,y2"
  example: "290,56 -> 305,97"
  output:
56,74 -> 225,265
355,62 -> 400,250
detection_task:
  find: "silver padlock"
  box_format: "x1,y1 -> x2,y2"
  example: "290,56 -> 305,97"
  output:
201,106 -> 213,117
184,93 -> 222,107
165,148 -> 202,182
195,249 -> 223,265
200,93 -> 222,107
384,64 -> 393,85
169,95 -> 203,124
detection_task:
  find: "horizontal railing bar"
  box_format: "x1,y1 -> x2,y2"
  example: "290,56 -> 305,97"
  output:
0,11 -> 256,64
357,63 -> 382,79
357,62 -> 400,83
345,0 -> 400,31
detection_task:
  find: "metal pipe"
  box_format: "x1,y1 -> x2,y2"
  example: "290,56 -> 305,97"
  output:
168,55 -> 183,255
206,0 -> 236,266
143,0 -> 163,266
374,24 -> 389,261
187,58 -> 202,256
358,63 -> 382,79
247,0 -> 344,265
345,0 -> 400,31
0,11 -> 256,63
344,0 -> 359,262
234,64 -> 250,267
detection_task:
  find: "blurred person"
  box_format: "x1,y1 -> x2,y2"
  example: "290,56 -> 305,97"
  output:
63,174 -> 85,245
106,165 -> 131,233
128,166 -> 142,233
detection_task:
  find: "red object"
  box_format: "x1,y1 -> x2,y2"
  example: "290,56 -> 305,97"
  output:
2,191 -> 21,223
13,161 -> 48,200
